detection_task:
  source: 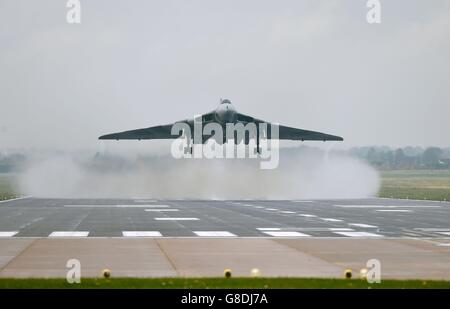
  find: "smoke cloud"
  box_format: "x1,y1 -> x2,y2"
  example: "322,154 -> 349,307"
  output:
17,147 -> 380,199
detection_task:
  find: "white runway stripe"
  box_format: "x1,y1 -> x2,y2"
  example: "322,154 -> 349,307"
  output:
0,231 -> 18,237
349,223 -> 378,228
122,231 -> 162,237
280,211 -> 296,214
263,231 -> 311,237
194,231 -> 237,237
145,209 -> 179,212
298,214 -> 317,217
334,231 -> 383,237
376,210 -> 412,212
0,196 -> 32,203
155,217 -> 199,221
321,218 -> 343,222
437,232 -> 450,236
49,231 -> 89,237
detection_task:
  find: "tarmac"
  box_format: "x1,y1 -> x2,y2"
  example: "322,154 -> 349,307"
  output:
0,197 -> 450,279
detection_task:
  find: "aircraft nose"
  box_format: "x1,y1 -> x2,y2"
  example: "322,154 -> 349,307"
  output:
218,108 -> 236,123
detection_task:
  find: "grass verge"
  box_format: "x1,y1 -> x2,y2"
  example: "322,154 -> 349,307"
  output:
0,277 -> 450,289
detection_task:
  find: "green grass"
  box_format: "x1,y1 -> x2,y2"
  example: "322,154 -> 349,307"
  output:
0,277 -> 450,289
378,170 -> 450,201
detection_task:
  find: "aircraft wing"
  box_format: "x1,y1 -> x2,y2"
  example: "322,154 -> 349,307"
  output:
237,113 -> 343,142
98,112 -> 217,140
98,123 -> 180,140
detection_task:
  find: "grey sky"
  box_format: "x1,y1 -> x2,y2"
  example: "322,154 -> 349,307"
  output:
0,0 -> 449,151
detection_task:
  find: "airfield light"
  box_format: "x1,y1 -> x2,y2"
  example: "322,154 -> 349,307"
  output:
102,269 -> 111,278
344,269 -> 352,279
251,268 -> 261,278
224,269 -> 232,278
359,268 -> 368,280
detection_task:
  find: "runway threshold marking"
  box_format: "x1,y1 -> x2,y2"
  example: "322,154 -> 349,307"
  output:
154,218 -> 199,221
0,231 -> 19,237
194,231 -> 237,237
49,231 -> 89,237
262,231 -> 311,237
333,231 -> 383,237
122,231 -> 162,237
349,223 -> 378,228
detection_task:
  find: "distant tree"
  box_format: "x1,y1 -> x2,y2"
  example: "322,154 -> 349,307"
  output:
394,148 -> 407,169
422,147 -> 443,168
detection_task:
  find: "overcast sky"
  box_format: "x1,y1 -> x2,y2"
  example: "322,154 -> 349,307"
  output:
0,0 -> 449,152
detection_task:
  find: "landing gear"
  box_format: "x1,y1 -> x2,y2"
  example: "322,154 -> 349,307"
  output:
256,127 -> 261,155
184,138 -> 193,155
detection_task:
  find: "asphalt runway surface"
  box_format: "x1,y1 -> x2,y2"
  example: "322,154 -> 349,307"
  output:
0,197 -> 449,238
1,197 -> 450,279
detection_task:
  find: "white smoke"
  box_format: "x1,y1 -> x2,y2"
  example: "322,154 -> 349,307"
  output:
18,147 -> 380,199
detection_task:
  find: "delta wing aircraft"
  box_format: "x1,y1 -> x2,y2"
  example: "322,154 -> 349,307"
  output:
99,99 -> 343,153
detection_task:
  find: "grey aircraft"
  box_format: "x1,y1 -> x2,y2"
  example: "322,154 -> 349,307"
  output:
99,99 -> 343,153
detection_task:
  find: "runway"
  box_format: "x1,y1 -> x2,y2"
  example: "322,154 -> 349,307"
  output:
1,197 -> 450,279
0,197 -> 449,238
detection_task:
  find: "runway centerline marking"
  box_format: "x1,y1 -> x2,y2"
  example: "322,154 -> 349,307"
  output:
0,231 -> 18,237
334,231 -> 383,237
122,231 -> 162,237
262,231 -> 311,237
349,223 -> 378,228
298,214 -> 317,217
376,209 -> 413,213
154,218 -> 199,221
321,218 -> 343,222
194,231 -> 237,237
49,231 -> 89,237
